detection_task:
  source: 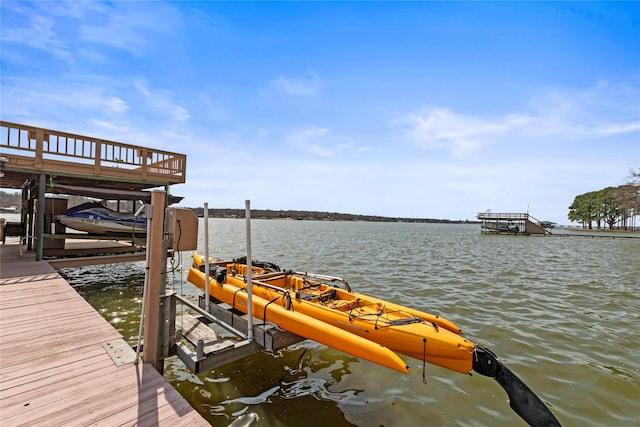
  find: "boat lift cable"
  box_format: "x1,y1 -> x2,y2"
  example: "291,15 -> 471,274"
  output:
166,219 -> 183,274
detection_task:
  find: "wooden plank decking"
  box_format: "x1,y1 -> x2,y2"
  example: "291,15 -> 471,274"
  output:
0,244 -> 210,426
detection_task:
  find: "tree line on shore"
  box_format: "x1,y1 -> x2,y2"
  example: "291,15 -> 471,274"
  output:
0,190 -> 21,207
189,207 -> 476,224
568,169 -> 640,230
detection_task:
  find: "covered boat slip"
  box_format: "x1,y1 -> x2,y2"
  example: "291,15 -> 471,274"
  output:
0,120 -> 186,260
0,243 -> 209,426
476,211 -> 552,235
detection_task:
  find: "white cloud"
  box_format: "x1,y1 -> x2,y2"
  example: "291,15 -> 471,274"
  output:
281,126 -> 372,160
134,81 -> 151,97
395,81 -> 640,155
1,1 -> 179,63
591,121 -> 640,137
2,13 -> 72,60
170,106 -> 191,122
107,97 -> 129,113
88,120 -> 130,133
78,3 -> 179,55
527,81 -> 640,138
1,81 -> 128,119
287,125 -> 332,157
395,107 -> 535,154
270,75 -> 321,96
134,80 -> 191,122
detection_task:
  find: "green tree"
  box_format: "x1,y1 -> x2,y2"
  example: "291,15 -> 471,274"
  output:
568,191 -> 599,229
600,187 -> 621,230
569,170 -> 640,230
611,169 -> 640,229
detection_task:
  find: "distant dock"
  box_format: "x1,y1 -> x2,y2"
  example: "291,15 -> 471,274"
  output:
476,212 -> 551,235
0,242 -> 209,426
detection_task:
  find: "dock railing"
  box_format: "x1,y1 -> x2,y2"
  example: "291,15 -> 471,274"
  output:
1,120 -> 186,185
476,212 -> 530,221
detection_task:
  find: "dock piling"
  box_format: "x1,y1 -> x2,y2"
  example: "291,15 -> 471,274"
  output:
142,190 -> 166,373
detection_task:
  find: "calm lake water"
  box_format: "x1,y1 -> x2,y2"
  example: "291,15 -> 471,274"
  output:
59,219 -> 640,427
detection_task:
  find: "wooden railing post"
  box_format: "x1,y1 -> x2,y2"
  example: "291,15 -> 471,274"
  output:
34,129 -> 44,168
141,148 -> 148,180
94,140 -> 102,175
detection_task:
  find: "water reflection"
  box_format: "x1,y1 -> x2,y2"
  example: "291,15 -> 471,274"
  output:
167,344 -> 360,426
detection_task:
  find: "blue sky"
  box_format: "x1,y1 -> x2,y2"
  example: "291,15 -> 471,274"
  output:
1,1 -> 639,224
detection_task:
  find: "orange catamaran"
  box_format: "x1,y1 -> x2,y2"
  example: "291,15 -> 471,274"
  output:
187,254 -> 561,427
188,254 -> 473,374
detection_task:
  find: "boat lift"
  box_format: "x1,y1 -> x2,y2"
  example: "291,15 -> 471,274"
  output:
138,192 -> 303,374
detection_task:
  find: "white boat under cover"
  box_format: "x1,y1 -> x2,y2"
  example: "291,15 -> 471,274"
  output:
56,202 -> 147,234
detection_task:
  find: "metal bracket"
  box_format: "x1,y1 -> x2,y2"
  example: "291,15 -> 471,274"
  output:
103,339 -> 137,366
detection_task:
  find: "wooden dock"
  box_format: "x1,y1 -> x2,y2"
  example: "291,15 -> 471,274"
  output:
0,243 -> 210,426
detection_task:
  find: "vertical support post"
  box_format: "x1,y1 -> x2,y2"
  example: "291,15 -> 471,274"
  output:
27,190 -> 35,250
196,339 -> 204,360
35,174 -> 45,261
20,185 -> 28,238
203,202 -> 210,312
245,200 -> 254,342
142,190 -> 166,373
159,291 -> 174,360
